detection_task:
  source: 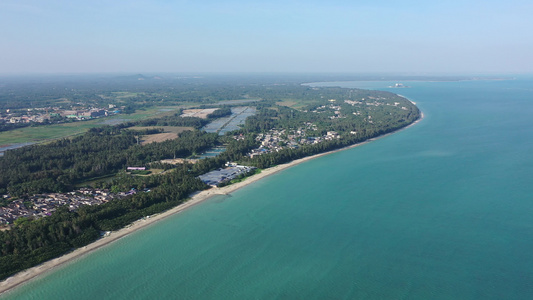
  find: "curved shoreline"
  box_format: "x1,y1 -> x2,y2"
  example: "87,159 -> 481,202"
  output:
0,111 -> 424,296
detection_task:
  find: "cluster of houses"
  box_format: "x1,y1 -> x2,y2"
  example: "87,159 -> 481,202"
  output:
308,97 -> 405,122
347,97 -> 409,111
0,105 -> 121,124
55,108 -> 109,120
1,109 -> 51,124
247,123 -> 342,158
310,99 -> 345,119
1,160 -> 261,226
309,98 -> 409,125
0,188 -> 133,226
309,98 -> 388,119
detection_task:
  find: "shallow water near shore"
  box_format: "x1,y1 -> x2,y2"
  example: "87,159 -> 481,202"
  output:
4,77 -> 533,299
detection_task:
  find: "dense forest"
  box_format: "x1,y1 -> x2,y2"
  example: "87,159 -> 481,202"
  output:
0,124 -> 218,196
0,79 -> 420,281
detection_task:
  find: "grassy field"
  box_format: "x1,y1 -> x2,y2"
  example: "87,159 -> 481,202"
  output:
130,169 -> 164,176
74,174 -> 118,188
276,99 -> 314,109
130,126 -> 194,133
112,91 -> 141,99
0,106 -> 182,146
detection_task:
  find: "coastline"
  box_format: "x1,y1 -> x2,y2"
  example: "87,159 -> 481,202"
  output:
0,111 -> 424,296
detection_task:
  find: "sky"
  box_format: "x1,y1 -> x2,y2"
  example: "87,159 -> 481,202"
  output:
1,0 -> 532,74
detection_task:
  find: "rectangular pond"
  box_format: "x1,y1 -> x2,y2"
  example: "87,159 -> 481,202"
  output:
202,106 -> 256,135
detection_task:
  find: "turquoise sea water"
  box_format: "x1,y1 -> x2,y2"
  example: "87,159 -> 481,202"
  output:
4,77 -> 533,299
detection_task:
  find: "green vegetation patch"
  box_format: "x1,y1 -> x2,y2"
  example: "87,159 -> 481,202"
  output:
276,100 -> 312,110
129,170 -> 152,175
112,91 -> 141,99
0,107 -> 182,146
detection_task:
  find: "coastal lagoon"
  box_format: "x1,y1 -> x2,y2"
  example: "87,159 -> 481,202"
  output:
197,147 -> 226,159
0,143 -> 34,157
4,77 -> 533,299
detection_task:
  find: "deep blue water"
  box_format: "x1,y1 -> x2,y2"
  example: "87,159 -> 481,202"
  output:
3,77 -> 533,299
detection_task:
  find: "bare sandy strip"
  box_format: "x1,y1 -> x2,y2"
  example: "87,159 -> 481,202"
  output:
180,109 -> 218,119
140,132 -> 179,145
0,113 -> 423,295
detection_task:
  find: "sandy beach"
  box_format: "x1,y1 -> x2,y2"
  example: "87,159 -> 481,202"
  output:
0,112 -> 423,295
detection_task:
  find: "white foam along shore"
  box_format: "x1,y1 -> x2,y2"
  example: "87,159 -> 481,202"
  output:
0,110 -> 424,296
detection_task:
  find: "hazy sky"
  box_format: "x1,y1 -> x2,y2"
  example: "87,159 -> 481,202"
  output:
1,0 -> 532,74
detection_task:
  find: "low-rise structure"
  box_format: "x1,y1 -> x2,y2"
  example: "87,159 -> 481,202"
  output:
198,165 -> 256,187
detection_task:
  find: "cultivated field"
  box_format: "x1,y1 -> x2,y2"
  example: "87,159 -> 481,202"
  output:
130,126 -> 194,145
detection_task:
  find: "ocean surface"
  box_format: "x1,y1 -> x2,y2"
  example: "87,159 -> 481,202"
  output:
4,77 -> 533,299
